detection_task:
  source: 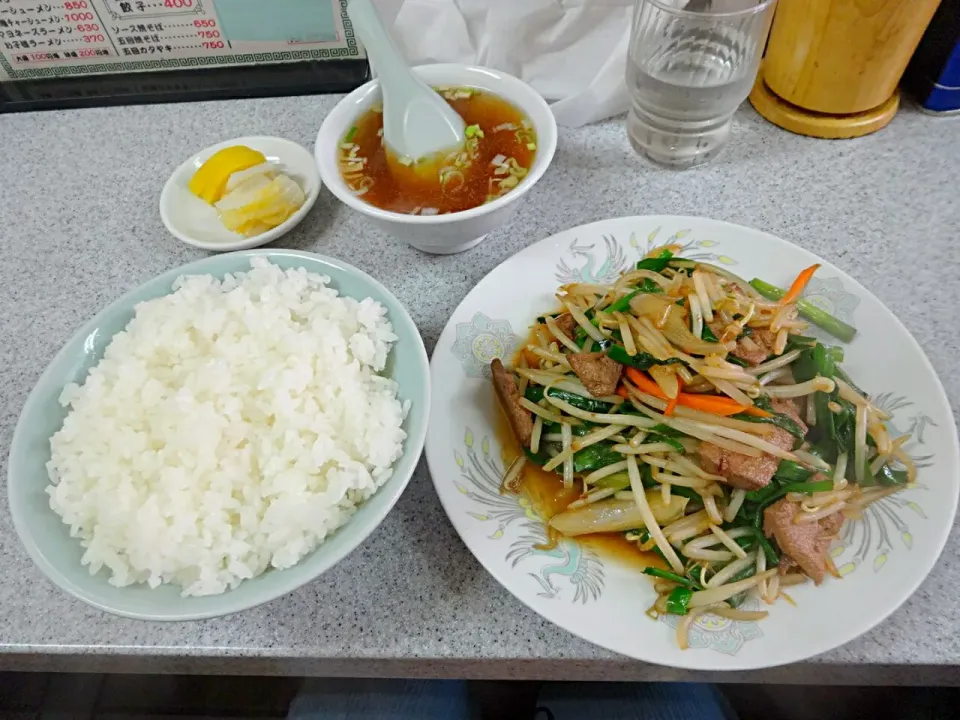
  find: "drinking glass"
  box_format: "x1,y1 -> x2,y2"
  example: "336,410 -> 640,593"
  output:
626,0 -> 777,168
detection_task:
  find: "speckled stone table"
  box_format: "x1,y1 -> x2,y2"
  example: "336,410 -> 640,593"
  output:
1,96 -> 958,683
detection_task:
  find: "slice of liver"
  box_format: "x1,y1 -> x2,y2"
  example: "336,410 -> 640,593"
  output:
763,499 -> 846,585
491,359 -> 533,446
710,320 -> 777,367
568,352 -> 623,397
698,398 -> 807,490
553,313 -> 578,340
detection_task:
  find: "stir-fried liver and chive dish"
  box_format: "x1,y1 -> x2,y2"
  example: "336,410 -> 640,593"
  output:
491,247 -> 915,648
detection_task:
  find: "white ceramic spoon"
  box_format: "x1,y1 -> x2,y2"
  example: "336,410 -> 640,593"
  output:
347,0 -> 466,162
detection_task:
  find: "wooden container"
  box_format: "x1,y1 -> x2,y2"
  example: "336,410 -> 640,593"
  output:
750,0 -> 942,138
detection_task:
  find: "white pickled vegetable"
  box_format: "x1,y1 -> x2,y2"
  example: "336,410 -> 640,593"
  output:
223,162 -> 284,193
215,169 -> 306,237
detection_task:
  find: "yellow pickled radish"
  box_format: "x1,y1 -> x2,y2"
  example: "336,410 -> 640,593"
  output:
188,145 -> 267,204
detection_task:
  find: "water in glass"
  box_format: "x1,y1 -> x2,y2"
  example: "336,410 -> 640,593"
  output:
626,0 -> 776,168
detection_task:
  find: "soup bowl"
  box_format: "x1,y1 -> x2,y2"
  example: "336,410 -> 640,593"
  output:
315,64 -> 558,255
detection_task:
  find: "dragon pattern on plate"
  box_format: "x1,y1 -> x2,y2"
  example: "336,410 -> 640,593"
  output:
454,428 -> 605,605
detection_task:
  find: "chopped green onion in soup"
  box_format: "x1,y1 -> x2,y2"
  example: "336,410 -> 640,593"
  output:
335,87 -> 537,213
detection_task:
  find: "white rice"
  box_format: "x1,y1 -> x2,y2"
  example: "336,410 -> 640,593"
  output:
46,258 -> 408,596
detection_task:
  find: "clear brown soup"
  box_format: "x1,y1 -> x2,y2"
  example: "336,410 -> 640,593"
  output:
337,87 -> 537,215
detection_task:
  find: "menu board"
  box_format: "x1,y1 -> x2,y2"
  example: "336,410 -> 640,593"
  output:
0,0 -> 364,81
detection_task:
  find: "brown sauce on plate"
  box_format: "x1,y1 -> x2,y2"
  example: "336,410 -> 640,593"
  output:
493,364 -> 664,572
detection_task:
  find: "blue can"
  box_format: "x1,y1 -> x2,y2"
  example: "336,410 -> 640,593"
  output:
904,0 -> 960,114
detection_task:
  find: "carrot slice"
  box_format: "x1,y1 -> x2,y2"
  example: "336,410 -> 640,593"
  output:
522,348 -> 541,369
779,263 -> 820,306
624,367 -> 666,399
674,394 -> 747,417
623,367 -> 774,418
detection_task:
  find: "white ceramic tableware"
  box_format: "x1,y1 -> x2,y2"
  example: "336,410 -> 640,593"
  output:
315,64 -> 557,255
160,136 -> 321,252
9,250 -> 429,620
347,0 -> 466,162
426,215 -> 959,670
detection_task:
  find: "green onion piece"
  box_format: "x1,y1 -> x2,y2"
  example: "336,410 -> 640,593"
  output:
723,563 -> 759,608
636,249 -> 674,272
344,125 -> 358,142
773,459 -> 816,483
745,478 -> 835,527
527,142 -> 537,150
749,278 -> 857,342
643,567 -> 701,590
732,397 -> 807,444
524,447 -> 552,466
524,385 -> 613,414
572,443 -> 623,473
813,343 -> 838,440
604,279 -> 662,315
876,464 -> 909,486
610,461 -> 696,498
465,124 -> 484,139
606,289 -> 640,314
665,586 -> 694,615
788,478 -> 835,494
636,528 -> 669,561
747,478 -> 833,504
647,434 -> 686,453
649,424 -> 688,438
785,334 -> 818,349
701,323 -> 719,342
753,529 -> 780,565
726,564 -> 758,585
667,486 -> 701,500
594,472 -> 632,491
636,277 -> 662,294
606,344 -> 685,371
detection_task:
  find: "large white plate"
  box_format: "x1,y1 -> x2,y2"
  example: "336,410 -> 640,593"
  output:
426,216 -> 959,670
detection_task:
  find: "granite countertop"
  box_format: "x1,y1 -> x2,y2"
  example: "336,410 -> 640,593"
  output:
1,95 -> 959,683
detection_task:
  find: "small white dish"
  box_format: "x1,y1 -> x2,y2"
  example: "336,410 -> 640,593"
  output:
315,64 -> 558,255
160,136 -> 321,252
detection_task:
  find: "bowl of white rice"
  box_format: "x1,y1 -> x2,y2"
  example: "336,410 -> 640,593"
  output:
7,250 -> 429,620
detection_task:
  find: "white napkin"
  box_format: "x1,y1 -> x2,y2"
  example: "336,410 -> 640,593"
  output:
372,0 -> 635,127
